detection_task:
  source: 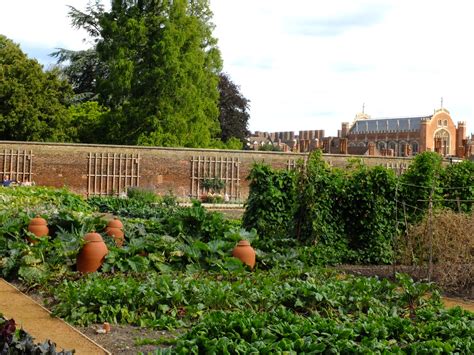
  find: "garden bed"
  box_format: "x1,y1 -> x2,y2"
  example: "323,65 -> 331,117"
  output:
337,264 -> 474,300
1,185 -> 473,353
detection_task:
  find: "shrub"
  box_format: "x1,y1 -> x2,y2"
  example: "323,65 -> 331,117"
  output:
243,164 -> 297,240
397,209 -> 474,293
126,187 -> 158,203
440,159 -> 474,213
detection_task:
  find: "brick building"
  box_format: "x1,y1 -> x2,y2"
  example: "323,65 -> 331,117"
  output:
248,130 -> 324,152
328,108 -> 473,158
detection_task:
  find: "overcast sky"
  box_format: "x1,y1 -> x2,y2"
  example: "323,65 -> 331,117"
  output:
1,0 -> 473,136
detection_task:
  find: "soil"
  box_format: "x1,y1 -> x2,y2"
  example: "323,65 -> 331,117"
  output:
78,324 -> 179,355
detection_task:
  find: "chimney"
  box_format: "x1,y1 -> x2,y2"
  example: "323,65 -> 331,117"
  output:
341,122 -> 350,138
456,121 -> 466,157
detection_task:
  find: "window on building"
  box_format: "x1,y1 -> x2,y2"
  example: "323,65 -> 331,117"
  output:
412,142 -> 419,153
438,120 -> 442,126
443,120 -> 448,126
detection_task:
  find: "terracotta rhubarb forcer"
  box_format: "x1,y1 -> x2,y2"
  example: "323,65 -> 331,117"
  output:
27,216 -> 49,243
76,231 -> 108,273
232,240 -> 256,269
105,217 -> 125,247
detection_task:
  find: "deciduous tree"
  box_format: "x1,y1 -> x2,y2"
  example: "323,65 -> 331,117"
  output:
0,35 -> 73,142
218,72 -> 250,144
63,0 -> 223,147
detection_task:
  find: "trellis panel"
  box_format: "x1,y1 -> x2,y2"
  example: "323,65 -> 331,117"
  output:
190,156 -> 240,200
385,162 -> 409,176
87,152 -> 140,196
0,149 -> 33,183
286,158 -> 308,170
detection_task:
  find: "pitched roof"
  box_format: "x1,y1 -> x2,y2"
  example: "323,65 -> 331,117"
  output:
349,116 -> 432,134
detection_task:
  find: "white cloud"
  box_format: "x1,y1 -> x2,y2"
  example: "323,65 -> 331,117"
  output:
212,0 -> 474,135
0,1 -> 92,50
1,0 -> 473,136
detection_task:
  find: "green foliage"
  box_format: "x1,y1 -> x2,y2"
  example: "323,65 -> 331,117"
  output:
218,72 -> 250,143
63,0 -> 223,148
52,47 -> 106,99
201,177 -> 225,194
243,163 -> 297,240
245,152 -> 399,264
258,143 -> 282,151
399,151 -> 444,222
0,35 -> 74,142
2,186 -> 474,354
440,159 -> 474,213
294,151 -> 346,246
126,187 -> 159,203
67,101 -> 109,143
343,165 -> 397,264
161,305 -> 473,354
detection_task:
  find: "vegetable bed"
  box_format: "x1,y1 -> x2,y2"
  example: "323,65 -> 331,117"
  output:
1,187 -> 473,353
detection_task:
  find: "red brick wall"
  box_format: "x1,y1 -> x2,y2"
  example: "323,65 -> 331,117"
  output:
1,141 -> 415,199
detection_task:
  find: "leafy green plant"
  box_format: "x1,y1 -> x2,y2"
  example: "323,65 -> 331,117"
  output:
201,178 -> 225,195
440,159 -> 474,213
342,164 -> 397,264
243,163 -> 297,240
294,150 -> 346,246
127,187 -> 159,203
399,151 -> 444,222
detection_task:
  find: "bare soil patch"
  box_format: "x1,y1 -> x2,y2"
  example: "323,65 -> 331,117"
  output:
78,324 -> 179,355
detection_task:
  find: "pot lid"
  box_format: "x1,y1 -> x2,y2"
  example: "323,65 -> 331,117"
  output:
107,218 -> 123,229
84,232 -> 104,242
29,217 -> 47,225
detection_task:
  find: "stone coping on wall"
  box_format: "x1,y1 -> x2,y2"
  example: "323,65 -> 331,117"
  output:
0,140 -> 417,161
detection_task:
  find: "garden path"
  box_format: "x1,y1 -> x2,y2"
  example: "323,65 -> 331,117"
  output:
0,278 -> 110,354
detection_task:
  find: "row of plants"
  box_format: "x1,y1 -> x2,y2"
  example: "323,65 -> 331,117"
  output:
163,306 -> 472,353
244,151 -> 474,264
45,269 -> 474,353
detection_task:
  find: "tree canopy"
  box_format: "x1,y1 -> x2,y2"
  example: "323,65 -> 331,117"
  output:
218,72 -> 250,144
0,35 -> 73,142
61,0 -> 224,147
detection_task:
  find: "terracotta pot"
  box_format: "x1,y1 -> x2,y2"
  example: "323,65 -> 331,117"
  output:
105,217 -> 125,247
27,216 -> 49,243
77,232 -> 108,273
232,240 -> 256,269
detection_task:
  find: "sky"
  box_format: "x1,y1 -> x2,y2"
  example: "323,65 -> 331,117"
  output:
1,0 -> 473,136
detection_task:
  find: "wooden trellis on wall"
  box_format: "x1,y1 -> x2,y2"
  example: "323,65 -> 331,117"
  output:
0,149 -> 33,183
286,158 -> 308,170
87,153 -> 140,196
190,156 -> 241,200
385,162 -> 409,176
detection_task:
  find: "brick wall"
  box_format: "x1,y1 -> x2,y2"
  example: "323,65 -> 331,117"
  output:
0,141 -> 414,200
